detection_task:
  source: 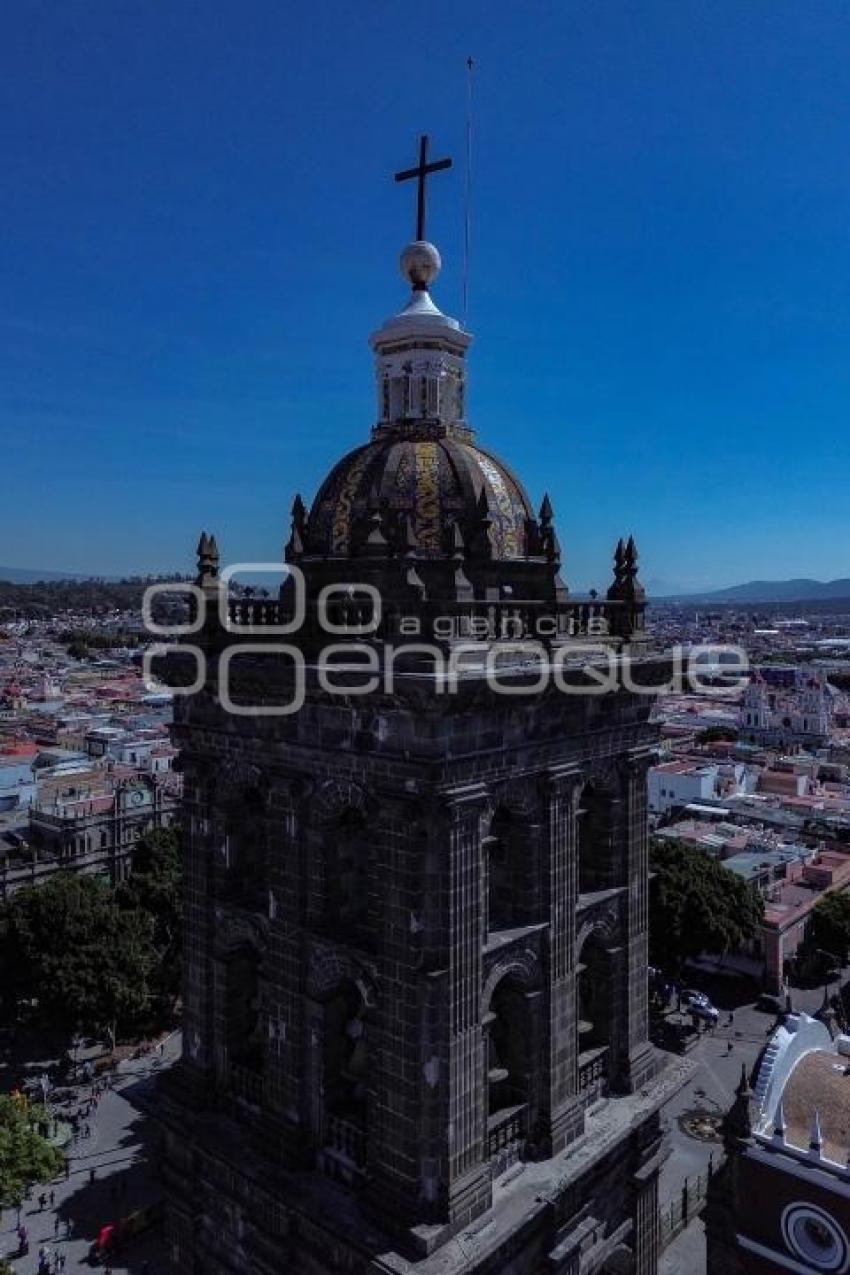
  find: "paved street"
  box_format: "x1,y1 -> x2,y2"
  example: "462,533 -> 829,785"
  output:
656,977 -> 840,1269
0,983 -> 838,1274
0,1039 -> 178,1274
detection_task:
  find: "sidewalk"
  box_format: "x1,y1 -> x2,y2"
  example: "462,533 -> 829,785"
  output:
1,1034 -> 180,1273
660,1217 -> 706,1274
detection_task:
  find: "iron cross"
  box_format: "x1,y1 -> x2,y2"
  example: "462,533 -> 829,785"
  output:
394,134 -> 452,242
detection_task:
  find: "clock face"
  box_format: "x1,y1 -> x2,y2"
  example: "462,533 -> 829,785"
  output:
130,790 -> 144,805
782,1203 -> 850,1272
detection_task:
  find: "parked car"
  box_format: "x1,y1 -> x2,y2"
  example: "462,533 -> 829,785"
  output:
681,990 -> 719,1022
681,988 -> 710,1008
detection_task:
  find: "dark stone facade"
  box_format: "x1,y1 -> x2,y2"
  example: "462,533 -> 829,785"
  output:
157,640 -> 681,1272
157,227 -> 679,1273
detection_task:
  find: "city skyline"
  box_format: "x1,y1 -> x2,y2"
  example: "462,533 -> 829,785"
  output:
2,1 -> 849,588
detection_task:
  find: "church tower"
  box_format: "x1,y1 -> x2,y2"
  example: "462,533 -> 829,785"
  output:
158,138 -> 681,1274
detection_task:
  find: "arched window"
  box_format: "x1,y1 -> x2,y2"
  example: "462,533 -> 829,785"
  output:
486,807 -> 515,931
577,783 -> 620,894
322,981 -> 369,1169
326,809 -> 370,945
577,933 -> 613,1105
483,976 -> 532,1168
485,807 -> 537,932
223,785 -> 266,908
225,945 -> 263,1077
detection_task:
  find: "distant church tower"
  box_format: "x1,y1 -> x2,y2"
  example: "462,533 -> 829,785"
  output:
159,138 -> 679,1274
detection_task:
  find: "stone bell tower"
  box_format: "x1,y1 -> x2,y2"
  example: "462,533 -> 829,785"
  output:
157,135 -> 682,1275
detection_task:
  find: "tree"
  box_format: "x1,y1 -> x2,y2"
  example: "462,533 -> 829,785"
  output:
806,890 -> 850,967
0,1093 -> 64,1214
0,873 -> 156,1040
696,726 -> 738,744
649,839 -> 764,974
117,827 -> 182,1012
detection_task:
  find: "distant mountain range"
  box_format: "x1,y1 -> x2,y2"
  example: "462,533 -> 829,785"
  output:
662,578 -> 850,604
2,566 -> 848,607
0,566 -> 95,583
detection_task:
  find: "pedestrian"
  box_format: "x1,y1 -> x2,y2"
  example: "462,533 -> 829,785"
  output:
39,1191 -> 47,1211
49,1189 -> 55,1207
727,1039 -> 733,1054
728,1011 -> 734,1027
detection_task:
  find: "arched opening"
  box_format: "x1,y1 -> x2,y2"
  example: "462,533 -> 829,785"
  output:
224,944 -> 265,1104
223,785 -> 265,908
326,808 -> 370,945
322,981 -> 369,1170
577,933 -> 613,1106
484,977 -> 532,1168
487,807 -> 515,931
486,807 -> 537,933
577,783 -> 620,894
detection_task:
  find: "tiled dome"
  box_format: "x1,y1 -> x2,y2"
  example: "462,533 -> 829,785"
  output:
306,433 -> 534,561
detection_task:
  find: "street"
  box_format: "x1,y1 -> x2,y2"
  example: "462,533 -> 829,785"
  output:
657,976 -> 839,1269
0,981 -> 837,1274
0,1039 -> 178,1274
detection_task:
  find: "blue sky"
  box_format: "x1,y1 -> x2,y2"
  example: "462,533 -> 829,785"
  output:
1,1 -> 849,591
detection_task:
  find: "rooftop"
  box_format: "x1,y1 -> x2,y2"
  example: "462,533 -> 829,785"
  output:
783,1048 -> 850,1165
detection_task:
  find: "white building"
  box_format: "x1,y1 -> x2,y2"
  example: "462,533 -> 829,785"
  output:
741,663 -> 838,747
649,760 -> 720,816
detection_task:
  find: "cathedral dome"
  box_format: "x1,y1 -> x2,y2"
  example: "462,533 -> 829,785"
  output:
306,431 -> 535,560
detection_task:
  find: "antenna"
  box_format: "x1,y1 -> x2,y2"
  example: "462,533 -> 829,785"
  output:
462,56 -> 474,327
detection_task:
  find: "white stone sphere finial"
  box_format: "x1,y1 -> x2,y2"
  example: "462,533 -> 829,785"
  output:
400,240 -> 441,291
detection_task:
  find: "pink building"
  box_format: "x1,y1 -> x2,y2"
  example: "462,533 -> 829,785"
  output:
761,851 -> 850,992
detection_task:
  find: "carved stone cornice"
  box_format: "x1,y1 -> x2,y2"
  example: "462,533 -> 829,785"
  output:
576,889 -> 624,951
310,778 -> 369,822
305,937 -> 379,1008
212,905 -> 270,957
482,933 -> 544,1010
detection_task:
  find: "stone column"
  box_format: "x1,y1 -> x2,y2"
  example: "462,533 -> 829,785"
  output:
438,784 -> 492,1227
177,763 -> 218,1104
632,1161 -> 661,1275
622,752 -> 656,1090
540,767 -> 584,1155
262,778 -> 306,1165
164,1197 -> 196,1273
366,795 -> 430,1223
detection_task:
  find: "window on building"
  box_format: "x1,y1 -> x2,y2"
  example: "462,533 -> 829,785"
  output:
322,981 -> 369,1168
325,808 -> 370,945
486,807 -> 538,933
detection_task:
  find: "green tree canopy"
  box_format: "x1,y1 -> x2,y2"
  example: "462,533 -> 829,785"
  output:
649,839 -> 764,974
0,1093 -> 64,1211
117,827 -> 182,1009
0,872 -> 156,1039
806,890 -> 850,967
